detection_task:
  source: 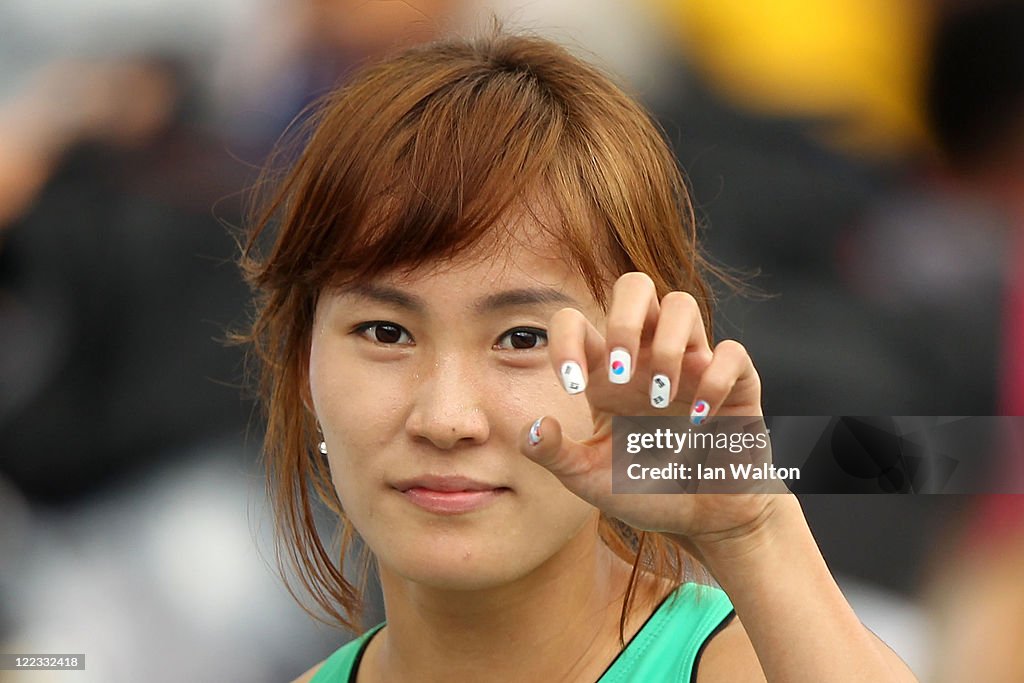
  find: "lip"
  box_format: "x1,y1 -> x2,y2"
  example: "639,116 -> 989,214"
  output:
393,475 -> 510,514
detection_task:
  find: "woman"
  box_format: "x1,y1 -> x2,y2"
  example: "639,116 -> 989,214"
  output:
241,29 -> 918,682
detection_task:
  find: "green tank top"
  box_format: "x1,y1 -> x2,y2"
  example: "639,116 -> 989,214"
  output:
309,583 -> 735,682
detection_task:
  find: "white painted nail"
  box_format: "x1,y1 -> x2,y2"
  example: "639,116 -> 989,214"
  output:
690,400 -> 710,425
651,374 -> 670,409
528,417 -> 543,445
560,361 -> 587,394
609,347 -> 631,384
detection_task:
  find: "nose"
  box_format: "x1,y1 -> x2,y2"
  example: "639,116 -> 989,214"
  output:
405,354 -> 491,450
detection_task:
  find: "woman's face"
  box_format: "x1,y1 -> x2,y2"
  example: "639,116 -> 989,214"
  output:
309,224 -> 607,590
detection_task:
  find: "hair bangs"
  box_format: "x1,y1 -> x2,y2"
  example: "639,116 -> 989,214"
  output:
293,58 -> 576,293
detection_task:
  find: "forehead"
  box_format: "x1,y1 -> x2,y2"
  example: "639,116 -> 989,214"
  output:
367,205 -> 606,307
411,223 -> 565,281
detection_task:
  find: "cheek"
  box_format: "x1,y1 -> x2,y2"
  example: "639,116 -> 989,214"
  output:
309,333 -> 404,434
537,381 -> 594,443
556,395 -> 595,442
504,375 -> 597,517
503,364 -> 595,436
309,341 -> 404,509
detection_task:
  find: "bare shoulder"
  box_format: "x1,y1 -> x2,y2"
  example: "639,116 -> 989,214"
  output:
695,616 -> 767,682
290,660 -> 325,683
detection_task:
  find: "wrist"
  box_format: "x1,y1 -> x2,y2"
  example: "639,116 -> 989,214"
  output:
687,493 -> 804,588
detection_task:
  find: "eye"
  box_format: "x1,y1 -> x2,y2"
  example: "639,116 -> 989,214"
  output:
354,321 -> 413,345
496,327 -> 548,351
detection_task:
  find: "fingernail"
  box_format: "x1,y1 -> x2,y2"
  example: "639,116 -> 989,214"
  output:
690,400 -> 710,425
609,347 -> 631,384
650,374 -> 670,409
560,361 -> 586,394
528,417 -> 544,446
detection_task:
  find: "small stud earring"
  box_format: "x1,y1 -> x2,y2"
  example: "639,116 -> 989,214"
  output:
318,441 -> 328,455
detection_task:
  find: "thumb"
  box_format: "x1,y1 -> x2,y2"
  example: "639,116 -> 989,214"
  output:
519,416 -> 599,486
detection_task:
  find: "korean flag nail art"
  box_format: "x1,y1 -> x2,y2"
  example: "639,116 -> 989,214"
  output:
650,374 -> 670,408
690,399 -> 710,425
560,361 -> 586,394
609,348 -> 631,384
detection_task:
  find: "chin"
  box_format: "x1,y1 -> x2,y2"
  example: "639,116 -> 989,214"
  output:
359,496 -> 599,592
379,539 -> 541,592
402,565 -> 524,592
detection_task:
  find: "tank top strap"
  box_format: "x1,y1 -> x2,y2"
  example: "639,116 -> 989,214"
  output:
597,582 -> 735,682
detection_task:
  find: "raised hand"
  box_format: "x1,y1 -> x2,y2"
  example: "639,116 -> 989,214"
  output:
518,272 -> 782,561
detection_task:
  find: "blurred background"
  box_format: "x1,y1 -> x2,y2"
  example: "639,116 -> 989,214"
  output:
1,0 -> 1023,681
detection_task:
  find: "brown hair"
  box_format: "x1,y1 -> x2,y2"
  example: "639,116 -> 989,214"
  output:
240,27 -> 718,636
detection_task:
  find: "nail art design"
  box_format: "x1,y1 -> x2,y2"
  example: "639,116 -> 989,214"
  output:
560,361 -> 586,394
651,374 -> 670,409
690,400 -> 710,425
528,417 -> 543,446
609,347 -> 631,384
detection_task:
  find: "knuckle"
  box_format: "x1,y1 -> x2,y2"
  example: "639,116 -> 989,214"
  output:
605,320 -> 639,344
662,290 -> 699,313
615,271 -> 656,293
550,306 -> 583,328
716,339 -> 749,356
700,373 -> 733,398
691,348 -> 714,369
715,339 -> 747,357
649,338 -> 681,365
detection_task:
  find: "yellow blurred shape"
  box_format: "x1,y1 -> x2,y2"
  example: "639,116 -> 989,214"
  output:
651,0 -> 930,155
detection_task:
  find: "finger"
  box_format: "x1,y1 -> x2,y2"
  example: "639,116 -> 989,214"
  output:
689,340 -> 757,424
647,291 -> 713,409
519,416 -> 602,498
604,272 -> 659,385
547,307 -> 606,395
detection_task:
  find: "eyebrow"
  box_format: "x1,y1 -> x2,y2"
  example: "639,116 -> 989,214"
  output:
340,283 -> 428,313
338,283 -> 579,314
473,287 -> 580,314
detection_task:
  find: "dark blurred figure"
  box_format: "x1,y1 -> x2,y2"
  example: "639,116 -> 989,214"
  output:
846,0 -> 1024,419
923,0 -> 1024,417
912,3 -> 1024,681
0,56 -> 252,504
